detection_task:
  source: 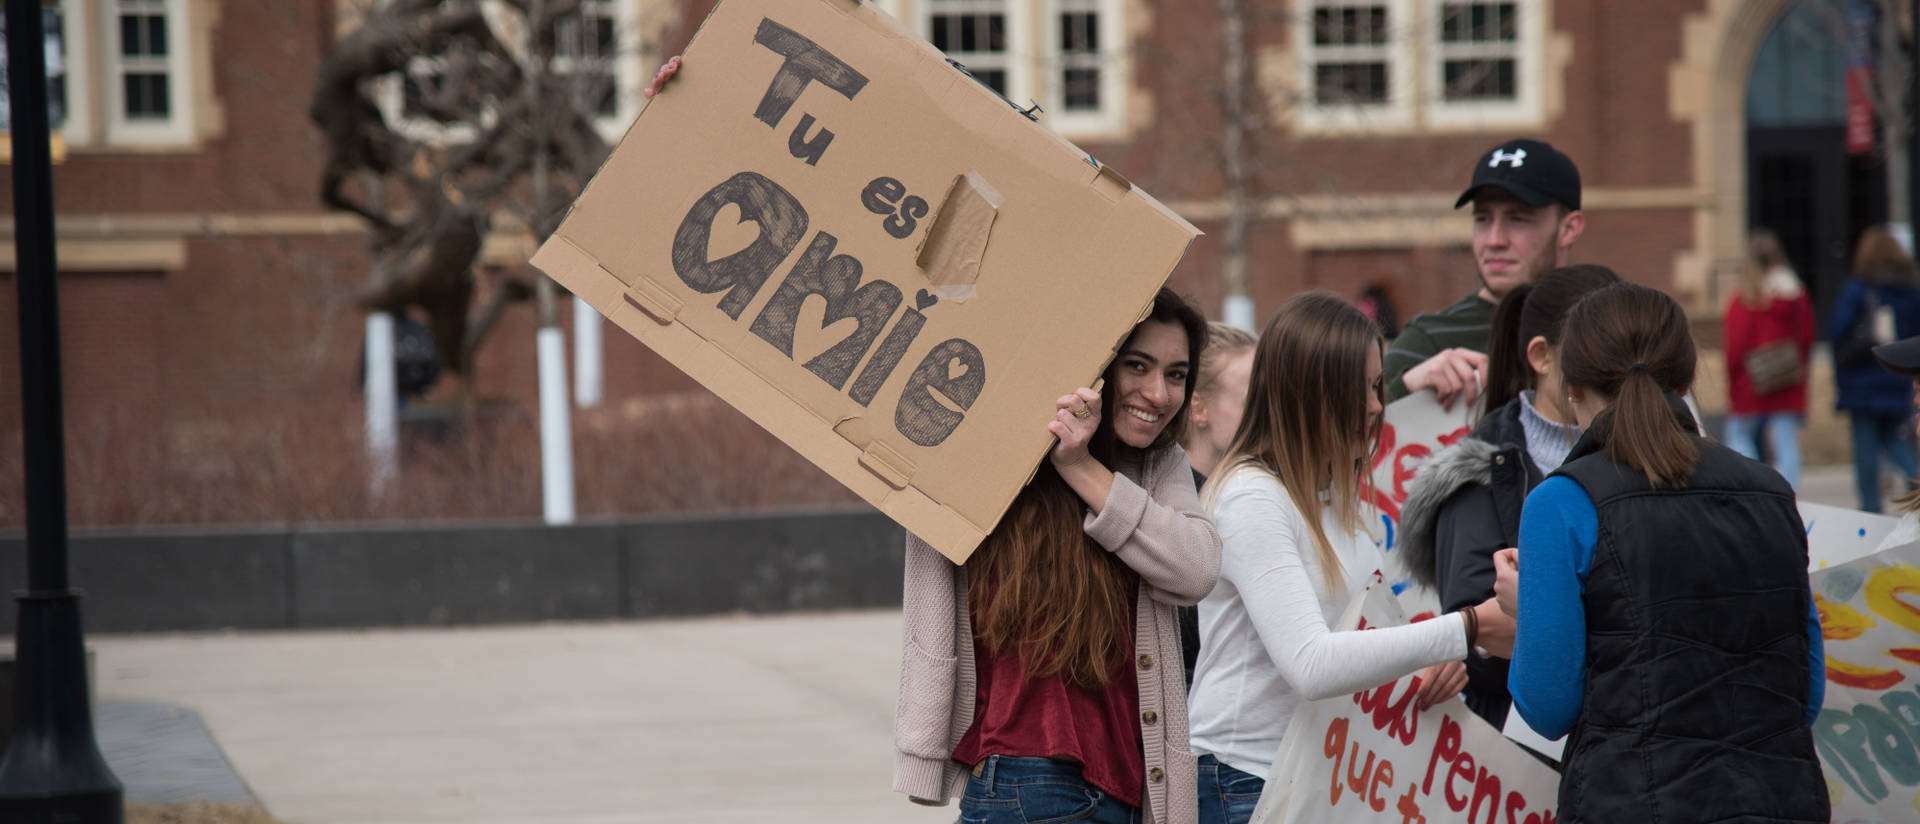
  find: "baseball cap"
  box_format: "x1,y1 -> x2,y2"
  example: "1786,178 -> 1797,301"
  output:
1874,336 -> 1920,376
1454,138 -> 1582,211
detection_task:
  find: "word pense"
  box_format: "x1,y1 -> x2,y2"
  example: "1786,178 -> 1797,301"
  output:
530,0 -> 1199,562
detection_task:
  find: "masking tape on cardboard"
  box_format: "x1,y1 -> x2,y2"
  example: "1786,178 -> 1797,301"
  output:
621,274 -> 684,324
857,439 -> 917,490
1091,164 -> 1132,204
915,171 -> 1002,295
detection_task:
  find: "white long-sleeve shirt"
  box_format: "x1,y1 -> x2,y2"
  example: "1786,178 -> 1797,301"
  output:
1187,463 -> 1468,778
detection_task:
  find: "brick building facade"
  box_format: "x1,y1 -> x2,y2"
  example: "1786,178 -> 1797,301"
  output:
0,0 -> 1874,522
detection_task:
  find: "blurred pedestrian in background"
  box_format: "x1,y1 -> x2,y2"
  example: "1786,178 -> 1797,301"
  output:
1722,230 -> 1812,489
1830,225 -> 1920,513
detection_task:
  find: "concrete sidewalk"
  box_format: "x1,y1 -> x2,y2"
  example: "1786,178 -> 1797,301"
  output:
93,611 -> 953,824
85,464 -> 1874,824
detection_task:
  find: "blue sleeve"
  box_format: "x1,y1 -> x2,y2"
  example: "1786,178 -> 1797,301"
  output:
1508,476 -> 1598,739
1806,593 -> 1825,725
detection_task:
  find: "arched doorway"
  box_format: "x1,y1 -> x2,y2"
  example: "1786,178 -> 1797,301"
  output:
1746,1 -> 1889,333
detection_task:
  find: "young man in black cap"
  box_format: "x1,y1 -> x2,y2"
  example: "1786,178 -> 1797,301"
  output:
1384,138 -> 1587,406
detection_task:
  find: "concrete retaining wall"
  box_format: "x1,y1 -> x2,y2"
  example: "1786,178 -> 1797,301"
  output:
0,509 -> 906,633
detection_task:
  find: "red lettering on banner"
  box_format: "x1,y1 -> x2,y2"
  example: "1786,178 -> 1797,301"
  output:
1369,423 -> 1401,521
1393,444 -> 1432,500
1505,789 -> 1528,824
1437,426 -> 1470,448
1354,680 -> 1420,745
1446,751 -> 1477,811
1371,760 -> 1396,813
1469,767 -> 1502,824
1346,746 -> 1379,805
1326,717 -> 1351,805
1397,783 -> 1428,824
1422,715 -> 1462,794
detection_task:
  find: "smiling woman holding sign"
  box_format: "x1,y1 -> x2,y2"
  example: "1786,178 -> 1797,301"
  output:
1493,282 -> 1827,822
895,287 -> 1222,824
1186,292 -> 1514,824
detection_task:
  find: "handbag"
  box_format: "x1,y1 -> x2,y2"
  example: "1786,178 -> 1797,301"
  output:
1744,339 -> 1802,395
1837,290 -> 1888,367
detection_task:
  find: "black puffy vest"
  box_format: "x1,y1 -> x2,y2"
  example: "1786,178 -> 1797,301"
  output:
1550,401 -> 1827,823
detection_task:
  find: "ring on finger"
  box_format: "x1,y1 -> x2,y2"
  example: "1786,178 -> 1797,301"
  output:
1072,405 -> 1092,419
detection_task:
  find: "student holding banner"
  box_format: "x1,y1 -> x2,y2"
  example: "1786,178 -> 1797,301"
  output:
1398,264 -> 1618,732
1493,283 -> 1827,822
1186,292 -> 1514,824
895,288 -> 1222,824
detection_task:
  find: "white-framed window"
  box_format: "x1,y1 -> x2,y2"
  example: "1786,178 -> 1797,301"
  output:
1296,0 -> 1413,130
1293,0 -> 1543,133
916,0 -> 1125,138
1,3 -> 90,140
1425,0 -> 1541,127
104,0 -> 194,144
923,0 -> 1025,104
1043,0 -> 1122,134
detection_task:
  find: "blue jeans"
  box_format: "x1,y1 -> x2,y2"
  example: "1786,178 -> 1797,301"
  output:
1723,412 -> 1803,489
1850,412 -> 1920,513
1196,754 -> 1264,824
958,755 -> 1139,824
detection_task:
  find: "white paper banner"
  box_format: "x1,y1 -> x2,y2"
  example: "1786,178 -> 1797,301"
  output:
1251,578 -> 1562,824
1368,391 -> 1472,622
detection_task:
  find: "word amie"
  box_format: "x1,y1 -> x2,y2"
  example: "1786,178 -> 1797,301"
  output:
669,18 -> 985,447
1321,669 -> 1553,823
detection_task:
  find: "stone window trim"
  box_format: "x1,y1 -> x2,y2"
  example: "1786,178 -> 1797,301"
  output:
10,0 -> 212,152
911,0 -> 1129,141
1291,0 -> 1547,134
1423,0 -> 1543,128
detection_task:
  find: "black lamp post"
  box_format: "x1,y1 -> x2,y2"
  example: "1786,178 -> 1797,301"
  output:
0,0 -> 124,820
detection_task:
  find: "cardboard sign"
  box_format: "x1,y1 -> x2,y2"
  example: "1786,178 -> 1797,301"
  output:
531,0 -> 1198,562
1252,579 -> 1562,823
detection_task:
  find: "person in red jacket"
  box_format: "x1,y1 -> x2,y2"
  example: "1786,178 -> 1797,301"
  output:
1722,230 -> 1814,488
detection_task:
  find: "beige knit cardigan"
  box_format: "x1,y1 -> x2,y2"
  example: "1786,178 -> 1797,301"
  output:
893,445 -> 1223,824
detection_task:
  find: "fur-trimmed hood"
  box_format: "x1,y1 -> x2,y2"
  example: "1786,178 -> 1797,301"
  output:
1398,438 -> 1499,591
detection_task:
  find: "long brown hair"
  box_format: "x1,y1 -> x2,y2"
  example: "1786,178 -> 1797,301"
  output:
1558,282 -> 1698,487
1481,264 -> 1622,415
1855,225 -> 1919,286
1209,292 -> 1382,593
967,287 -> 1207,687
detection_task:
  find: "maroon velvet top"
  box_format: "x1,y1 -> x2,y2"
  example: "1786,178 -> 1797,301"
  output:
951,603 -> 1143,806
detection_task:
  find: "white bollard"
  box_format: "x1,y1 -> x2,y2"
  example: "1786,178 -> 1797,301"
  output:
538,325 -> 576,524
364,312 -> 399,497
573,294 -> 603,408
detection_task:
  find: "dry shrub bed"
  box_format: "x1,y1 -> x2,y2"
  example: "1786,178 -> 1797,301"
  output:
0,391 -> 857,529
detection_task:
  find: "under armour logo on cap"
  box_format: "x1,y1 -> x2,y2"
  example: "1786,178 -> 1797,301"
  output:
1488,147 -> 1527,168
1455,138 -> 1581,210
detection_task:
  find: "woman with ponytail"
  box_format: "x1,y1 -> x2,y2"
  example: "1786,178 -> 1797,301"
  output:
1398,265 -> 1618,731
1186,293 -> 1514,824
1493,282 -> 1826,822
895,287 -> 1222,824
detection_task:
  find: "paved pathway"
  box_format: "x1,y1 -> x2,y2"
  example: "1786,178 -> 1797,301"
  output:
93,611 -> 953,824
